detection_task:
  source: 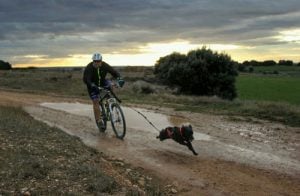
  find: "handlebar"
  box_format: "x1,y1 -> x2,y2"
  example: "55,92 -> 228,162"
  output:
98,81 -> 122,103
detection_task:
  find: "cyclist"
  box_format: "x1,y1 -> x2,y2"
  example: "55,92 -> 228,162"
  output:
83,53 -> 125,131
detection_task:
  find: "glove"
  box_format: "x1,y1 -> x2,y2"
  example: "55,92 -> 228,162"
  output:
103,80 -> 112,89
91,83 -> 99,94
117,78 -> 125,87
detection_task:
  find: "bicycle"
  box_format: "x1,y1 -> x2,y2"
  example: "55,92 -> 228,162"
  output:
97,81 -> 126,139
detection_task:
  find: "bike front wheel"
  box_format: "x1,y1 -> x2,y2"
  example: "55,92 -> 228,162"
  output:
110,103 -> 126,139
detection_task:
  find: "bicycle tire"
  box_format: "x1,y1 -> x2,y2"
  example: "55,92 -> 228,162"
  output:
110,103 -> 126,139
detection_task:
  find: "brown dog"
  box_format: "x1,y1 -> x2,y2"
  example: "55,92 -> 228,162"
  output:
156,124 -> 198,155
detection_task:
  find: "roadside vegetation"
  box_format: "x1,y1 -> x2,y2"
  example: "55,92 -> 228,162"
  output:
1,63 -> 300,127
0,60 -> 12,70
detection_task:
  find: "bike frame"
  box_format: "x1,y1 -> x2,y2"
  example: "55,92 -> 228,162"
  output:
98,82 -> 126,139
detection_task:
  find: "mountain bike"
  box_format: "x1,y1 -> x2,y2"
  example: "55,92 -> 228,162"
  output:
97,82 -> 126,139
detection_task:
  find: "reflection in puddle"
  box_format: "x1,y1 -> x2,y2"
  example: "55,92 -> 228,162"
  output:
193,132 -> 211,141
40,102 -> 211,141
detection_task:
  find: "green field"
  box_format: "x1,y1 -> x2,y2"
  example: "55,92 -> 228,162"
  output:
252,65 -> 300,77
253,65 -> 300,72
237,74 -> 300,105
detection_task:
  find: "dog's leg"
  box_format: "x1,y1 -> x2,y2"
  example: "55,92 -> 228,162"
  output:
186,141 -> 198,156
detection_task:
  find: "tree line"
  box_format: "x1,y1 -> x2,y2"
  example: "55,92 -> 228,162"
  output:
242,59 -> 299,66
237,60 -> 300,72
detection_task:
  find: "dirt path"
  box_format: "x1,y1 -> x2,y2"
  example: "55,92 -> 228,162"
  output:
1,90 -> 300,195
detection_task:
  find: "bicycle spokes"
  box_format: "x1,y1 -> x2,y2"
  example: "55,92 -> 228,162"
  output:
110,104 -> 126,139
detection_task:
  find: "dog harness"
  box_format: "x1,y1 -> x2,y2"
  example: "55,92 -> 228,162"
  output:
166,127 -> 185,139
166,127 -> 174,137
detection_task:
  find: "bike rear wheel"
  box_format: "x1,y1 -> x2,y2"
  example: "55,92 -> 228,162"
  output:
110,103 -> 126,139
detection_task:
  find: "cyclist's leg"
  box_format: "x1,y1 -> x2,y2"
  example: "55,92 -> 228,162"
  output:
90,91 -> 104,130
92,99 -> 101,122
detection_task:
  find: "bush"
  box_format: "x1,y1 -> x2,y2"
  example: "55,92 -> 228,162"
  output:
154,47 -> 238,100
0,60 -> 12,70
237,63 -> 246,72
248,66 -> 254,73
132,80 -> 155,94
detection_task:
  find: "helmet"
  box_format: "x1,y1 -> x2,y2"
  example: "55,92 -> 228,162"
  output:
92,53 -> 102,61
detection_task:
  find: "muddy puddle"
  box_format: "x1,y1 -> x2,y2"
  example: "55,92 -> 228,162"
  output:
40,102 -> 211,141
25,102 -> 300,180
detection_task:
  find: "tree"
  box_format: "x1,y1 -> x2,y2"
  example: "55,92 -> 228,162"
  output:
262,60 -> 276,66
0,60 -> 12,70
249,60 -> 261,66
278,60 -> 294,66
153,52 -> 187,85
154,47 -> 238,100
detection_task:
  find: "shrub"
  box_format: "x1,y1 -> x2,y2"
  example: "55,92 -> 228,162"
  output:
132,80 -> 155,94
154,47 -> 238,100
0,60 -> 12,70
248,66 -> 254,73
237,63 -> 246,72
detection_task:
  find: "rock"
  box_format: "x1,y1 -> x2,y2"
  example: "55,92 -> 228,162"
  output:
20,188 -> 31,196
138,178 -> 145,186
23,191 -> 31,196
146,176 -> 152,181
124,179 -> 132,186
20,188 -> 28,193
114,161 -> 125,167
126,168 -> 132,174
170,188 -> 177,194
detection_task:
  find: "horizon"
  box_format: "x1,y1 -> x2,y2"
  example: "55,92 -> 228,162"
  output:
1,1 -> 299,68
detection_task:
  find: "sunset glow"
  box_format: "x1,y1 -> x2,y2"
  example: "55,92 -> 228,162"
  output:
15,41 -> 246,67
278,29 -> 300,43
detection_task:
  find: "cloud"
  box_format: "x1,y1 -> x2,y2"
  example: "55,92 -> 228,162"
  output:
0,0 -> 300,65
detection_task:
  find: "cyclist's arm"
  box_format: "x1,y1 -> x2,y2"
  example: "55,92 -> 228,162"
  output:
83,64 -> 95,88
103,62 -> 121,79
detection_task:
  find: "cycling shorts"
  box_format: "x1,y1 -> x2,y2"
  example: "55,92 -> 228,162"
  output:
89,89 -> 100,100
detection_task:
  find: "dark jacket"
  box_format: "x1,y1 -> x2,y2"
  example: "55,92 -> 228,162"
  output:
83,61 -> 120,93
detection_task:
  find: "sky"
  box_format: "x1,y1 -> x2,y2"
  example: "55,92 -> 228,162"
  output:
0,0 -> 300,68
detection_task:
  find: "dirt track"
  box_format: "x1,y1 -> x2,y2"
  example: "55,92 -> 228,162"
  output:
1,90 -> 300,195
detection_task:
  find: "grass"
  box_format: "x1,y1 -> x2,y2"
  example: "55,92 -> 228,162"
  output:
0,69 -> 87,97
251,65 -> 300,77
237,74 -> 300,105
253,65 -> 300,73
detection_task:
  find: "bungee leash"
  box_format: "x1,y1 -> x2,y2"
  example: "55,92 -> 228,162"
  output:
129,107 -> 161,132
